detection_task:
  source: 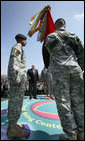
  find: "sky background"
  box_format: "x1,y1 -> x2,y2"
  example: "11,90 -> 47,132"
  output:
1,1 -> 84,75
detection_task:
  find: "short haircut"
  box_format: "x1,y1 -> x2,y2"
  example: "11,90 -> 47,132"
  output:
55,18 -> 66,29
15,38 -> 22,42
15,34 -> 27,42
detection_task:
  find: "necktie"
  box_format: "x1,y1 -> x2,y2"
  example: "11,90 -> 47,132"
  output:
33,70 -> 35,75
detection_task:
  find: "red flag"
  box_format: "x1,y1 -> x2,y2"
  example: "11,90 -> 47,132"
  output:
44,9 -> 55,43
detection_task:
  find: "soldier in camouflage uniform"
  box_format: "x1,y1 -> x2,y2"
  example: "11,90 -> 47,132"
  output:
41,67 -> 55,99
41,67 -> 48,94
46,18 -> 84,140
42,43 -> 54,99
47,65 -> 55,100
7,34 -> 29,139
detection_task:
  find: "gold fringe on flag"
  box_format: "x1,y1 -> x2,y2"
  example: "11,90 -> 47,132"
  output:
28,5 -> 51,37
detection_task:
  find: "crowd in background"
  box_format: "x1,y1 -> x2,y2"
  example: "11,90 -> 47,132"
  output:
1,80 -> 10,98
1,79 -> 45,98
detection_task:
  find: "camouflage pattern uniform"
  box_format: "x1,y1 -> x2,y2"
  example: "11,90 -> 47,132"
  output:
46,29 -> 84,137
7,43 -> 27,125
47,65 -> 53,95
41,68 -> 48,94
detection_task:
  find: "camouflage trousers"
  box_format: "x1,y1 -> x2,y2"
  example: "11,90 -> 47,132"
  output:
47,68 -> 53,95
43,70 -> 52,94
43,82 -> 48,94
7,83 -> 25,125
52,72 -> 84,136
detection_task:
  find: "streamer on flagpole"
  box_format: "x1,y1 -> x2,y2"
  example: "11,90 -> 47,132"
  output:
28,5 -> 55,43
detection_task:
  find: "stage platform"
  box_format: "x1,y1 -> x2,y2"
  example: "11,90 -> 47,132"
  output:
1,95 -> 66,140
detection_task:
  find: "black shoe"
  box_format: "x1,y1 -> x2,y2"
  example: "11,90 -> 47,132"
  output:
34,97 -> 37,99
29,97 -> 32,100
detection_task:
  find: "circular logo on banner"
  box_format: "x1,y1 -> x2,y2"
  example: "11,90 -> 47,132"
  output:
31,101 -> 59,120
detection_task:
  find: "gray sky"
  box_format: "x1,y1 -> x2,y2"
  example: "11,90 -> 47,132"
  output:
1,1 -> 84,75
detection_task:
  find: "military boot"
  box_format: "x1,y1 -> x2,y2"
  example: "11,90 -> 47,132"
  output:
7,124 -> 30,139
68,135 -> 77,140
59,134 -> 77,140
18,124 -> 25,129
77,133 -> 84,140
59,134 -> 69,140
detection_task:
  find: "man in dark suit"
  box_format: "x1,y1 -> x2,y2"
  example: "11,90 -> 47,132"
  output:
27,65 -> 39,99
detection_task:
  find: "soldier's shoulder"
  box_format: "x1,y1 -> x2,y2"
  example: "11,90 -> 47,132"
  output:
47,32 -> 57,37
13,43 -> 22,53
67,30 -> 77,37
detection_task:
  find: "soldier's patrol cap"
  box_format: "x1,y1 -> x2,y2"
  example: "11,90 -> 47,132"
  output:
15,34 -> 27,40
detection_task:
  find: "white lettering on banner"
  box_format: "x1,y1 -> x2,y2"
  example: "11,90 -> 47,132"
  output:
22,100 -> 62,129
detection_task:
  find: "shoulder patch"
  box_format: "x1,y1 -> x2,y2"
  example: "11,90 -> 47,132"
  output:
16,50 -> 21,56
14,44 -> 22,53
